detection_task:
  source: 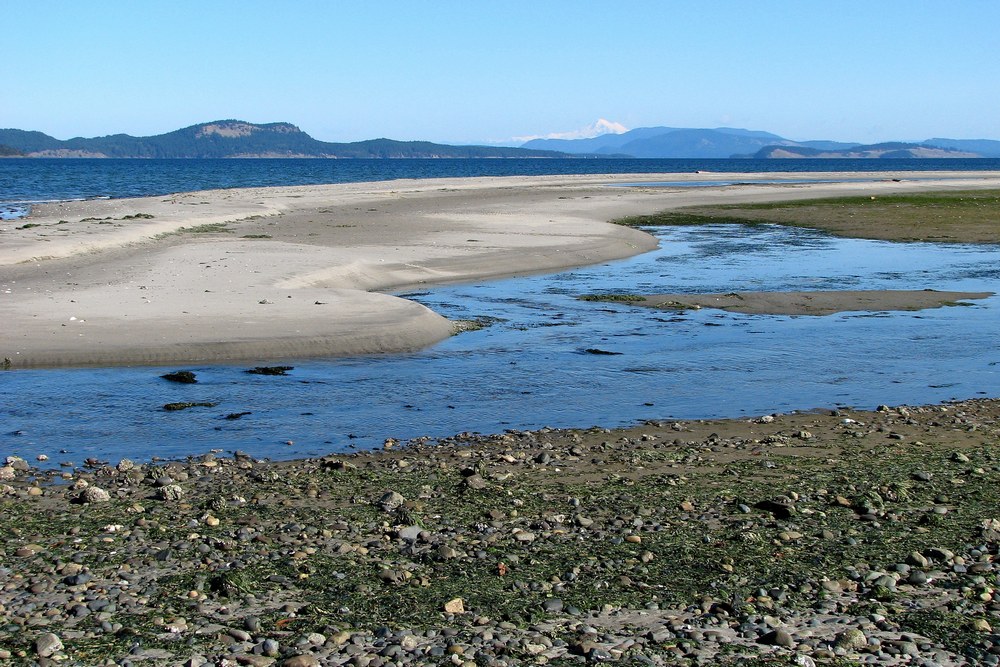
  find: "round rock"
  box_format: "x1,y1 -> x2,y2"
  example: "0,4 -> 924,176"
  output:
80,486 -> 111,503
35,633 -> 64,657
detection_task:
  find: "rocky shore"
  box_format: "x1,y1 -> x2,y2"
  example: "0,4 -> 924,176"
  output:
3,398 -> 1000,665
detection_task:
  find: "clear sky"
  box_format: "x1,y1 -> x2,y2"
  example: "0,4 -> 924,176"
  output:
5,0 -> 998,145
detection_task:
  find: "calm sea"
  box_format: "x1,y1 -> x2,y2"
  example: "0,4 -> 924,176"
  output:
2,158 -> 999,465
3,157 -> 1000,218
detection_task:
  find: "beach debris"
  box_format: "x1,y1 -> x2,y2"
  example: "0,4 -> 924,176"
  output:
161,370 -> 198,383
583,348 -> 622,355
245,366 -> 294,376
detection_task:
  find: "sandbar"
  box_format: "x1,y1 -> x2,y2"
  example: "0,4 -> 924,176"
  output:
3,171 -> 1000,368
609,289 -> 995,316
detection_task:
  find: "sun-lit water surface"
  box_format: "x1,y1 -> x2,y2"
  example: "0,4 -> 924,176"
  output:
2,223 -> 998,466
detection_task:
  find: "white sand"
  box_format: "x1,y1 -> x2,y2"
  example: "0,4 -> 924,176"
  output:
3,171 -> 1000,368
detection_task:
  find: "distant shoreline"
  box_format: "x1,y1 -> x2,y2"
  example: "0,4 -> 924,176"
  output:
5,119 -> 1000,158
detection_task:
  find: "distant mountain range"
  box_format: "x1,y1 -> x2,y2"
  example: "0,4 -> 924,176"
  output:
0,120 -> 567,159
521,126 -> 1000,159
2,120 -> 999,159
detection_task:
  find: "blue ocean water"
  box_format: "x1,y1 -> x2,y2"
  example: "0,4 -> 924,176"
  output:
1,158 -> 999,465
4,157 -> 1000,216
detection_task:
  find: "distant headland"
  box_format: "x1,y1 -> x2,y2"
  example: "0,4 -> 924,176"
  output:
521,126 -> 1000,159
2,119 -> 999,159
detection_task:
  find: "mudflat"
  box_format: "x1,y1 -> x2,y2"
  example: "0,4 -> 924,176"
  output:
590,290 -> 995,316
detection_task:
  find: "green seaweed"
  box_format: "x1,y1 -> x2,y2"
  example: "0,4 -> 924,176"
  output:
162,401 -> 219,411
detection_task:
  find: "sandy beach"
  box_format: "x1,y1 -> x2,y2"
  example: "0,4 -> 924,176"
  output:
3,171 -> 1000,368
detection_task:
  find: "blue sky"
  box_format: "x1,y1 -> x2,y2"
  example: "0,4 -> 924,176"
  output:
5,1 -> 999,144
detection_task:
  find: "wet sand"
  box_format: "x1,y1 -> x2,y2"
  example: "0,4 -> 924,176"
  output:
3,171 -> 1000,368
611,289 -> 996,316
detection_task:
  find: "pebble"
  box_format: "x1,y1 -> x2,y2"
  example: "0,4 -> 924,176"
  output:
35,632 -> 64,657
835,628 -> 868,651
80,485 -> 111,503
378,491 -> 405,511
542,598 -> 564,613
397,525 -> 422,541
281,656 -> 320,667
464,474 -> 488,490
444,598 -> 465,614
758,628 -> 795,648
158,484 -> 184,501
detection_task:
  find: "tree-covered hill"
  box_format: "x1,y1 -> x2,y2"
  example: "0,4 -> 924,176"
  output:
0,121 -> 568,159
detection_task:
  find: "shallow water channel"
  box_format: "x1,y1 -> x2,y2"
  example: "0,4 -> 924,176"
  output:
3,223 -> 999,465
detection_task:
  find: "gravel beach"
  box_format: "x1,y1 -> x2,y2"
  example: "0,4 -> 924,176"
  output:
3,399 -> 1000,665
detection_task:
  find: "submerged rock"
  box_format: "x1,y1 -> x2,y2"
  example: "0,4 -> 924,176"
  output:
163,402 -> 218,411
161,370 -> 198,384
245,366 -> 294,376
